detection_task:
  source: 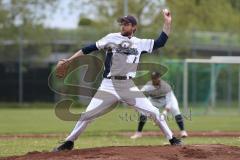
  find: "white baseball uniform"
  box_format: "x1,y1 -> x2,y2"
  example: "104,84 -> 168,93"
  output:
141,80 -> 181,116
66,32 -> 173,141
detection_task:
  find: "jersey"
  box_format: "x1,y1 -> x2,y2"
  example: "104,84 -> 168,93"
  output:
141,79 -> 172,108
141,80 -> 172,98
96,33 -> 154,78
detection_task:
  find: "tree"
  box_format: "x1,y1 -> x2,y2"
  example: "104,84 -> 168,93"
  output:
0,0 -> 60,60
69,0 -> 240,57
168,0 -> 240,32
70,0 -> 166,34
230,0 -> 240,11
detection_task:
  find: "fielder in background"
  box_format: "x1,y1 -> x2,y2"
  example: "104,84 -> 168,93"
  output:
131,71 -> 188,139
53,9 -> 182,152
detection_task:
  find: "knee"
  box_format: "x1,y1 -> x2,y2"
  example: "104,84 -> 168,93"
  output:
149,111 -> 165,122
170,108 -> 180,116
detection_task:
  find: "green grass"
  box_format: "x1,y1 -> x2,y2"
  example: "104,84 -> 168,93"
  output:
0,106 -> 240,134
1,136 -> 240,158
0,103 -> 240,157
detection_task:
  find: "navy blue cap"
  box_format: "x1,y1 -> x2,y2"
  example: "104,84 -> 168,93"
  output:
151,71 -> 161,79
117,15 -> 137,25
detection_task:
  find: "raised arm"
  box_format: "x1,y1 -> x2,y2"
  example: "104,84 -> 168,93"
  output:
153,9 -> 172,50
162,9 -> 172,36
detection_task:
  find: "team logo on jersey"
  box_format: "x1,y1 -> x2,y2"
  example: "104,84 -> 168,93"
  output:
120,41 -> 132,48
116,41 -> 138,55
104,41 -> 138,55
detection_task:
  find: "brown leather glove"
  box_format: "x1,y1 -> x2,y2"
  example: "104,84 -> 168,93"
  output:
56,59 -> 70,79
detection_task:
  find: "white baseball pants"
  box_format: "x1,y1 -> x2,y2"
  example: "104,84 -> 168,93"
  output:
66,78 -> 173,141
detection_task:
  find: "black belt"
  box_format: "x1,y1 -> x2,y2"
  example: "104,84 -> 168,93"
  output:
106,76 -> 132,80
151,96 -> 166,99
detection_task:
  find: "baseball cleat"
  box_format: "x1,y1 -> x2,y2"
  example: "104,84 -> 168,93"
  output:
180,130 -> 188,138
169,137 -> 182,146
52,141 -> 74,152
130,132 -> 142,139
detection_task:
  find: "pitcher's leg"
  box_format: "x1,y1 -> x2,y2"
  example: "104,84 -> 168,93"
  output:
66,90 -> 118,142
66,120 -> 89,141
122,85 -> 174,140
53,78 -> 122,152
131,98 -> 181,145
133,97 -> 173,140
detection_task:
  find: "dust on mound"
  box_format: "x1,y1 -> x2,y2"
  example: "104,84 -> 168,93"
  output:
1,144 -> 240,160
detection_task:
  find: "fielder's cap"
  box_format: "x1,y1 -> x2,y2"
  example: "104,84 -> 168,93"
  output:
117,15 -> 137,25
151,71 -> 161,79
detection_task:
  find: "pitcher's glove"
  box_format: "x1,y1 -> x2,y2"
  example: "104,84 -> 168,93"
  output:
56,59 -> 70,79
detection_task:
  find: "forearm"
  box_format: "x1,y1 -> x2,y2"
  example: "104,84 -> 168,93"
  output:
162,22 -> 171,36
67,50 -> 84,62
162,9 -> 171,36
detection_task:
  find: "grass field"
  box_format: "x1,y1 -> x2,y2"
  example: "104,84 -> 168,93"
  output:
0,103 -> 240,157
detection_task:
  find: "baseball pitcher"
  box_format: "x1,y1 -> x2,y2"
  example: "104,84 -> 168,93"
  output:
53,9 -> 181,152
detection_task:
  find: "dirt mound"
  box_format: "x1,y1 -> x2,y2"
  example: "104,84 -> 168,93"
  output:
1,144 -> 240,160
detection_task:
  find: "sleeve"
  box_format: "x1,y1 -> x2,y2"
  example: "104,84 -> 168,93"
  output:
96,34 -> 112,50
140,39 -> 154,54
153,32 -> 168,50
82,43 -> 98,54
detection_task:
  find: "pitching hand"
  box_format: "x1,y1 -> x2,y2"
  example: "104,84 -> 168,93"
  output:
163,9 -> 171,25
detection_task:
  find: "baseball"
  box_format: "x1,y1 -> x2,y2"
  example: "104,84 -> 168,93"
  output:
163,8 -> 170,16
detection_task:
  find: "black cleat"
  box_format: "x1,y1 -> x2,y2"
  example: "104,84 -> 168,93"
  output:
169,137 -> 182,146
52,141 -> 74,152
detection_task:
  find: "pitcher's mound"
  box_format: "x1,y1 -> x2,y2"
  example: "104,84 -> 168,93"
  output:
1,144 -> 240,160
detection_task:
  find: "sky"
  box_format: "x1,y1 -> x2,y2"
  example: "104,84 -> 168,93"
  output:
43,0 -> 167,29
1,0 -> 167,29
43,0 -> 80,29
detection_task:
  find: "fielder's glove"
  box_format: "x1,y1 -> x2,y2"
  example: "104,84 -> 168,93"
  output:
56,59 -> 70,79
